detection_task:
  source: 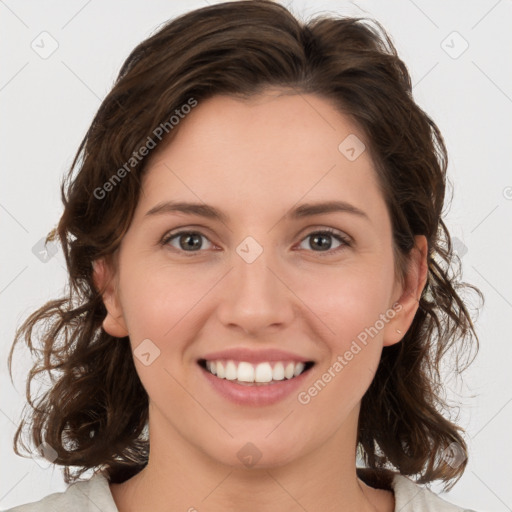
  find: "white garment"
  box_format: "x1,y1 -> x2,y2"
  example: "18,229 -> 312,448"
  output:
5,471 -> 473,511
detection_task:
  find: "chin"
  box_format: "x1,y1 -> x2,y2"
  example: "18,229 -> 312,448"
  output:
205,435 -> 305,471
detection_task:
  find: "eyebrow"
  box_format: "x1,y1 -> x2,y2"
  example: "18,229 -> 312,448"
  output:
144,200 -> 370,223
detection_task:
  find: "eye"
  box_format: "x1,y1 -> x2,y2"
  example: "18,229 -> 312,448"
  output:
160,227 -> 351,257
160,230 -> 214,255
296,228 -> 351,256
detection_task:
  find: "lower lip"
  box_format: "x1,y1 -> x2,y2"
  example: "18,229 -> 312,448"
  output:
199,364 -> 313,406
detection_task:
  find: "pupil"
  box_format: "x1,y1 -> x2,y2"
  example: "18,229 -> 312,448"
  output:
312,234 -> 331,251
181,233 -> 201,250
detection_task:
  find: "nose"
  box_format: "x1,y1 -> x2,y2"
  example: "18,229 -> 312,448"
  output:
216,245 -> 296,336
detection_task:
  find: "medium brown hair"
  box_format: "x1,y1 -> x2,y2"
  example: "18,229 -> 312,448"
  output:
8,0 -> 483,491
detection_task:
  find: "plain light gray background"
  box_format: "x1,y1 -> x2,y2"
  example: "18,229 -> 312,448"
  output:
1,0 -> 511,510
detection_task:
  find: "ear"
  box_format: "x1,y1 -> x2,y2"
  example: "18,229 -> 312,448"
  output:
92,257 -> 129,338
383,235 -> 428,347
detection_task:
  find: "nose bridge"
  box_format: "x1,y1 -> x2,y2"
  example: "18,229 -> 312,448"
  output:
217,236 -> 294,333
233,237 -> 280,305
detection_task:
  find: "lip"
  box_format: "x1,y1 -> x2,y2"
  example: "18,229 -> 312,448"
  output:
198,347 -> 314,364
199,362 -> 314,406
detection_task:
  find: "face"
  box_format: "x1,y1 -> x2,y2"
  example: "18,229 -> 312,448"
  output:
94,90 -> 427,470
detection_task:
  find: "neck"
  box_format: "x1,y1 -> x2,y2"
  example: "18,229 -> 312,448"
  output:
110,405 -> 393,512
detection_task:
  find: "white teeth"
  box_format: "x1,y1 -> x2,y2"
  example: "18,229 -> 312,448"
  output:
237,362 -> 255,382
284,362 -> 295,379
293,362 -> 305,377
206,360 -> 217,375
216,361 -> 225,379
225,360 -> 237,381
272,362 -> 285,381
254,362 -> 273,383
204,359 -> 309,383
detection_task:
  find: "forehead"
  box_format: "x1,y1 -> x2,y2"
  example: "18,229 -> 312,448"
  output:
137,91 -> 388,228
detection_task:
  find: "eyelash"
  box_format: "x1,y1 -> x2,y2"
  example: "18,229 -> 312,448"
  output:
159,228 -> 352,258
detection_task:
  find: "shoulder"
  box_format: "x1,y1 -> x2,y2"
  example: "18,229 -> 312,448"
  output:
391,473 -> 474,512
356,468 -> 476,512
5,472 -> 118,512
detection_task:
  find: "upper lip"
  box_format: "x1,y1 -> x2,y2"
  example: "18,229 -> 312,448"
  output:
199,348 -> 314,364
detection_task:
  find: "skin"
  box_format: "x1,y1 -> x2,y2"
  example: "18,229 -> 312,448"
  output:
93,89 -> 428,512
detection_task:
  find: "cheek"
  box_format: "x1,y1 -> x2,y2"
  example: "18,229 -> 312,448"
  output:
119,261 -> 208,341
296,269 -> 392,417
118,262 -> 220,395
118,264 -> 200,406
301,263 -> 394,345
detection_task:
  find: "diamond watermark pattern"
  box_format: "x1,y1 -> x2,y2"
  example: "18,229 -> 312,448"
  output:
441,31 -> 469,59
452,237 -> 468,258
338,134 -> 366,161
32,442 -> 58,469
237,442 -> 262,468
133,338 -> 161,366
236,236 -> 263,264
31,31 -> 59,59
32,236 -> 59,263
440,441 -> 467,468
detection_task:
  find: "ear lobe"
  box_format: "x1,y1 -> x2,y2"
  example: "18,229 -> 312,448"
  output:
383,235 -> 429,347
92,257 -> 129,338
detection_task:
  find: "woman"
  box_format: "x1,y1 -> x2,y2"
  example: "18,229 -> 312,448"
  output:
7,1 -> 483,510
